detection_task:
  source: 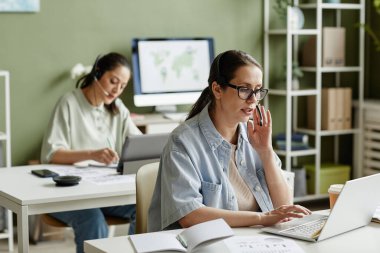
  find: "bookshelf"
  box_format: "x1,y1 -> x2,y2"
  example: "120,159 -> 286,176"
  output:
263,0 -> 365,201
0,70 -> 13,251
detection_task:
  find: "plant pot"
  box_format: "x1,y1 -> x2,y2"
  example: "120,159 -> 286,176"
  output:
292,78 -> 300,90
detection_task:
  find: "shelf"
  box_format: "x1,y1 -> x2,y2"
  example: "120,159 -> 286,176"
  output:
294,194 -> 329,203
363,168 -> 380,176
296,128 -> 361,136
267,29 -> 318,35
299,3 -> 362,10
275,149 -> 317,157
269,89 -> 318,96
264,0 -> 364,197
300,66 -> 361,73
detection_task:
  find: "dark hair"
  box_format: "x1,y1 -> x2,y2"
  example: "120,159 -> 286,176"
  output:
186,50 -> 262,120
76,52 -> 131,114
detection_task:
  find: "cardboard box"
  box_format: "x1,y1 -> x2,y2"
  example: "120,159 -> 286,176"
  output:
301,27 -> 346,67
307,87 -> 352,130
305,163 -> 351,194
323,27 -> 345,67
321,88 -> 337,130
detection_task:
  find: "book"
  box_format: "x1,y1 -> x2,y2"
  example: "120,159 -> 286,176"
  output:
276,141 -> 309,151
275,133 -> 308,144
129,218 -> 234,253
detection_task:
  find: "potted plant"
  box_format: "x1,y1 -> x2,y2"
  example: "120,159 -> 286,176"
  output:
273,0 -> 304,30
283,61 -> 304,90
362,0 -> 380,51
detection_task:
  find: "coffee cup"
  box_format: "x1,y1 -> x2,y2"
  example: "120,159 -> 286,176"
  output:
328,184 -> 344,209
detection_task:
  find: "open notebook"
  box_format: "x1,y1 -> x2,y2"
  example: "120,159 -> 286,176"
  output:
129,219 -> 234,253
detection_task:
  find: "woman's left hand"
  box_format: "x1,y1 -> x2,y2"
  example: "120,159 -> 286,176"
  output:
247,105 -> 273,153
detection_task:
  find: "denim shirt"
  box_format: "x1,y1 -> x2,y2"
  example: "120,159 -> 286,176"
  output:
148,104 -> 281,232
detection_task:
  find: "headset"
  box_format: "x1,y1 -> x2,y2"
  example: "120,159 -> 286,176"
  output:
91,54 -> 110,96
91,54 -> 103,80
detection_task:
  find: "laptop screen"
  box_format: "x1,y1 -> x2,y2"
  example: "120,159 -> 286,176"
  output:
116,133 -> 170,174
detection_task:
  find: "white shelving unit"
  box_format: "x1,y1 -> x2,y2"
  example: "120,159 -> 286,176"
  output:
0,70 -> 14,251
263,0 -> 365,201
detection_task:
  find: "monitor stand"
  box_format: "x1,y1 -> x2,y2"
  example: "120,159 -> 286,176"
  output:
155,105 -> 188,121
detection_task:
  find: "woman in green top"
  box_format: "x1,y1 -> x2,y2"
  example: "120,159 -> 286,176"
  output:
40,53 -> 141,253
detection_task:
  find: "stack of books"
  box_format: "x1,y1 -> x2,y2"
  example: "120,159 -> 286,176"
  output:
275,133 -> 309,151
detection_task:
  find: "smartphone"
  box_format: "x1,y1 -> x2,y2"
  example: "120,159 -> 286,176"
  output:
31,169 -> 59,178
256,104 -> 263,126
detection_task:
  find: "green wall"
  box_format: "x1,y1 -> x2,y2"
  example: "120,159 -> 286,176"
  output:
0,0 -> 263,165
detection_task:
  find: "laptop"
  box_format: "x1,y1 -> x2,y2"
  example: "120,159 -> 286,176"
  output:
116,133 -> 170,175
261,173 -> 380,242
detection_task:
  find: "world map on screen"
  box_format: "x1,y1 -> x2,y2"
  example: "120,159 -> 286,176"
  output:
138,40 -> 210,93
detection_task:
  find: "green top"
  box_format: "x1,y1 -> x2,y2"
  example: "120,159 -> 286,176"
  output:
40,88 -> 141,163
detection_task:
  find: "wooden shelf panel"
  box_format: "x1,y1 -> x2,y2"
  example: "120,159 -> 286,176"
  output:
300,66 -> 361,73
275,149 -> 317,157
269,89 -> 318,96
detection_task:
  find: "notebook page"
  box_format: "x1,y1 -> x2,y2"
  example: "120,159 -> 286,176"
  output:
130,232 -> 185,253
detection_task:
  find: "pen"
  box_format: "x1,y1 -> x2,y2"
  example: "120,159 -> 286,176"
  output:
106,137 -> 113,149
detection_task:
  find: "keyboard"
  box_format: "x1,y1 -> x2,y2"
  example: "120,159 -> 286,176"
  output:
281,217 -> 328,239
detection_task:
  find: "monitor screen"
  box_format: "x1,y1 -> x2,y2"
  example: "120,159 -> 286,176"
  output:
131,38 -> 214,108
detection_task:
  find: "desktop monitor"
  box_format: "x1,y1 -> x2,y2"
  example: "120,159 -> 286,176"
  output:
131,37 -> 214,112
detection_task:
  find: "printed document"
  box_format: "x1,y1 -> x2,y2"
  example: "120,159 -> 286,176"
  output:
224,236 -> 305,253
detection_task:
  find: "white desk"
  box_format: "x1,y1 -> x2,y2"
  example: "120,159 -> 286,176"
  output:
84,221 -> 380,253
132,114 -> 183,134
0,164 -> 136,253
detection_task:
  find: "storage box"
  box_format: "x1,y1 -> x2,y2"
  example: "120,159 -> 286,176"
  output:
305,163 -> 351,194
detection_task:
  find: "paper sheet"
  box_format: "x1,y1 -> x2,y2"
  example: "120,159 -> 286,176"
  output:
49,167 -> 135,185
224,236 -> 305,253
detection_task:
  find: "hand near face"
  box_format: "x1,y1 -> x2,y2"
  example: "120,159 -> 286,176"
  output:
259,205 -> 312,226
92,148 -> 119,164
247,105 -> 273,153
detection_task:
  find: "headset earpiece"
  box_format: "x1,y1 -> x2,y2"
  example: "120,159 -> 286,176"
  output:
92,55 -> 103,80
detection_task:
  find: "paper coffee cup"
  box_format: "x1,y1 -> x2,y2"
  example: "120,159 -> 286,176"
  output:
328,184 -> 344,209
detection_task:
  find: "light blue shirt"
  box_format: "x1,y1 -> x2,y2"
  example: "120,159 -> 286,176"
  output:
148,104 -> 281,232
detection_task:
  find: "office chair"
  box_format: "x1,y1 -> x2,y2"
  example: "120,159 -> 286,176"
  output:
135,162 -> 159,234
41,213 -> 129,238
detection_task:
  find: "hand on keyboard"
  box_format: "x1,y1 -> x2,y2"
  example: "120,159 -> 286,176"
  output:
260,204 -> 312,226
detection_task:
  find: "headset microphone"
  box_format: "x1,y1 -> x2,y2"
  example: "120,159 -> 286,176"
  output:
94,77 -> 110,96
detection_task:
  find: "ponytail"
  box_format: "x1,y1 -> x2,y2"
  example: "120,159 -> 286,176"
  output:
186,87 -> 213,120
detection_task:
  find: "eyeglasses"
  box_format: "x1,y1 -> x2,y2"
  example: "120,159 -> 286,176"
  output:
226,83 -> 268,101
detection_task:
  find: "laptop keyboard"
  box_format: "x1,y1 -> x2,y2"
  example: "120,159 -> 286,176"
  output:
281,217 -> 328,239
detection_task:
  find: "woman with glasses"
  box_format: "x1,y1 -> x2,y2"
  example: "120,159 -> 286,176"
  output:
148,50 -> 311,232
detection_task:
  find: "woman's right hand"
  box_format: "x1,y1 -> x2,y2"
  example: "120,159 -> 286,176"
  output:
259,205 -> 312,226
92,148 -> 119,164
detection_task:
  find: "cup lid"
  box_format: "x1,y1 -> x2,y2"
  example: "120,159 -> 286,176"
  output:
328,184 -> 344,193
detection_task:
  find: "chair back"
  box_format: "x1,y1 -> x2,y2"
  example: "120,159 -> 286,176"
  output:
136,162 -> 159,234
